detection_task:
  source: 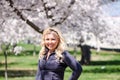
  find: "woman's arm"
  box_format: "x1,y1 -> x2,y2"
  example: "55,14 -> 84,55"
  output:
35,60 -> 41,80
63,51 -> 82,80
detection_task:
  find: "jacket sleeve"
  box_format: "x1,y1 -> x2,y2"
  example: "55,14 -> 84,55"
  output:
63,51 -> 82,80
35,60 -> 41,80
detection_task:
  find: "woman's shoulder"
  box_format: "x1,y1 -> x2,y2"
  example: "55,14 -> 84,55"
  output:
62,50 -> 71,56
62,50 -> 68,54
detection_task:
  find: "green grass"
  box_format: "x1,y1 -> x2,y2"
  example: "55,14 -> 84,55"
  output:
0,43 -> 120,80
0,73 -> 120,80
0,76 -> 35,80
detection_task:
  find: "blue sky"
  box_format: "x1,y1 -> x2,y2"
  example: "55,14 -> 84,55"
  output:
102,1 -> 120,17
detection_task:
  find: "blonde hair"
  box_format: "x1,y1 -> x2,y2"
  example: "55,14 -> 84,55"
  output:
39,27 -> 66,61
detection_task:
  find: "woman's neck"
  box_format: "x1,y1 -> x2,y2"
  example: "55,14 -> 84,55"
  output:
46,50 -> 54,60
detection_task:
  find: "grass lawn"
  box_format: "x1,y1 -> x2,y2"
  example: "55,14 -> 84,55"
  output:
0,43 -> 120,80
0,72 -> 120,80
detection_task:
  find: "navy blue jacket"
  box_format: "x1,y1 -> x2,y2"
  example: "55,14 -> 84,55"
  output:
35,51 -> 82,80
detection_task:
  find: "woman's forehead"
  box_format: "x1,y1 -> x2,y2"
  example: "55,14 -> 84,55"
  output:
44,33 -> 58,38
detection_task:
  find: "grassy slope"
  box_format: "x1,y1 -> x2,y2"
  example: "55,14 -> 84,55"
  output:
0,43 -> 120,80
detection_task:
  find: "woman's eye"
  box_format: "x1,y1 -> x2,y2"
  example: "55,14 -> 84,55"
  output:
45,38 -> 49,40
52,39 -> 55,40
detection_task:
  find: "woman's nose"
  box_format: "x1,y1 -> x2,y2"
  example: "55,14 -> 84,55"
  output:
48,40 -> 52,43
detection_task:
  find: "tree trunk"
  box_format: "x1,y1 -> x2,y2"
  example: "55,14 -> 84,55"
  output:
80,44 -> 91,65
4,50 -> 8,80
33,44 -> 36,56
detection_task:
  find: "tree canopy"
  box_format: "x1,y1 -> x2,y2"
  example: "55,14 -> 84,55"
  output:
0,0 -> 120,48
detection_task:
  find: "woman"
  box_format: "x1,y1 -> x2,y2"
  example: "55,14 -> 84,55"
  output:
36,27 -> 82,80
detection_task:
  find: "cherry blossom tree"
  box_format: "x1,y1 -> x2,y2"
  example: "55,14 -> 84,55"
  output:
0,0 -> 120,71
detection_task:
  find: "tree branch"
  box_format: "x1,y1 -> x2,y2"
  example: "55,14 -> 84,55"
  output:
41,0 -> 75,26
5,0 -> 43,33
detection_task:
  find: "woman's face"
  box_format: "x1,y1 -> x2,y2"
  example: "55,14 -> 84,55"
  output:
44,33 -> 59,52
